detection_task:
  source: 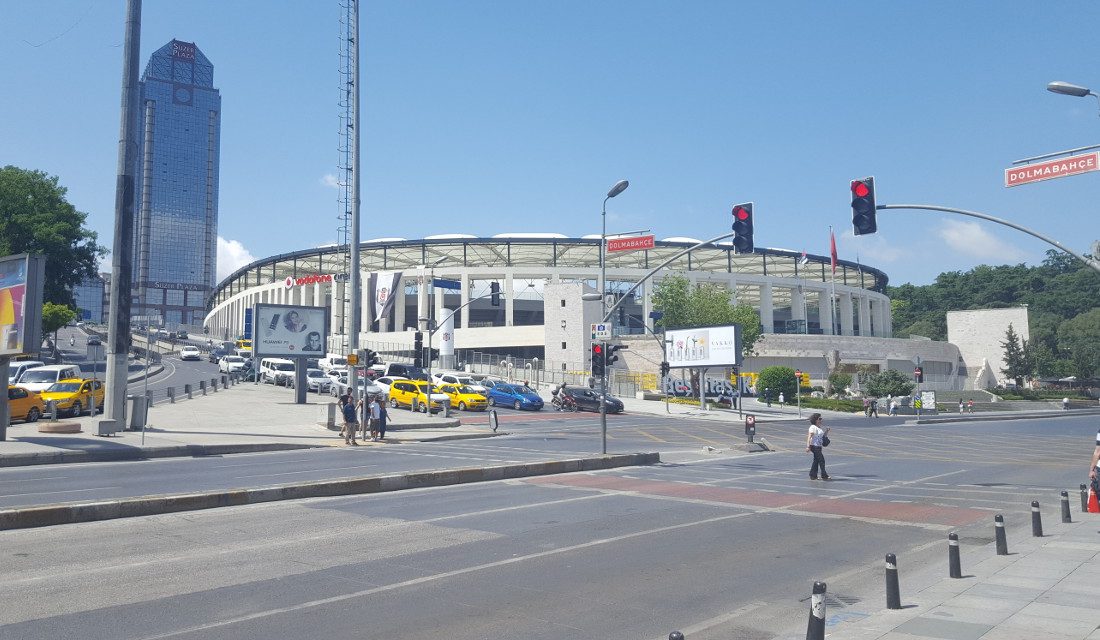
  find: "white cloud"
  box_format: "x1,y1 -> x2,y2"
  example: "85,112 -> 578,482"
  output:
937,220 -> 1027,262
217,236 -> 256,281
839,229 -> 912,264
320,174 -> 341,189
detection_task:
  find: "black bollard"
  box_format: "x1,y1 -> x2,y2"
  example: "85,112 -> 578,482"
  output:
669,633 -> 684,640
1081,484 -> 1088,513
806,581 -> 826,640
885,553 -> 901,610
948,532 -> 962,578
1061,491 -> 1072,523
1031,501 -> 1043,537
994,514 -> 1008,555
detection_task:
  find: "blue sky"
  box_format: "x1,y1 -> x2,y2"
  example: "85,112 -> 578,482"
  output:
4,1 -> 1100,286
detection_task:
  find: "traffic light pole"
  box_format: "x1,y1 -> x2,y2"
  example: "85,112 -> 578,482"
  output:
877,204 -> 1100,275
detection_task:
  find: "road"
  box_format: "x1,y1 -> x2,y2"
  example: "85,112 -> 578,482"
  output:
0,414 -> 1093,639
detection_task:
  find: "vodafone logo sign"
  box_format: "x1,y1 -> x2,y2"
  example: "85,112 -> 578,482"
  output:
282,274 -> 334,288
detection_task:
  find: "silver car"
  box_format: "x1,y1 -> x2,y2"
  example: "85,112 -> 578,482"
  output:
305,368 -> 332,394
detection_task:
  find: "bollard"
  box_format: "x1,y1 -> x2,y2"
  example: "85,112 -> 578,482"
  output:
199,380 -> 207,396
185,383 -> 192,399
1081,484 -> 1088,513
669,633 -> 684,640
994,514 -> 1008,555
168,387 -> 175,403
211,378 -> 218,392
885,553 -> 901,610
46,400 -> 58,421
221,374 -> 228,387
1031,501 -> 1043,537
1061,490 -> 1072,523
806,581 -> 826,640
145,389 -> 153,408
948,532 -> 962,578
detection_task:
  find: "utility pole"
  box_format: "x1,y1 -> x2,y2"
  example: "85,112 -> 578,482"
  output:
346,0 -> 362,406
100,0 -> 142,435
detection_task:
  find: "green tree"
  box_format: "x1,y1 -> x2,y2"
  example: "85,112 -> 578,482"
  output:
863,369 -> 915,397
827,371 -> 852,396
895,319 -> 939,339
0,166 -> 106,306
1000,323 -> 1030,387
757,366 -> 797,401
1057,309 -> 1100,381
652,274 -> 762,358
41,302 -> 76,349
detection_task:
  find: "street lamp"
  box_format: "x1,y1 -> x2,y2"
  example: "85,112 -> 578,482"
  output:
1047,81 -> 1100,115
599,179 -> 629,455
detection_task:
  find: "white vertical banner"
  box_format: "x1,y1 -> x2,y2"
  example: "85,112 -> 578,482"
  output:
439,309 -> 456,370
367,271 -> 402,330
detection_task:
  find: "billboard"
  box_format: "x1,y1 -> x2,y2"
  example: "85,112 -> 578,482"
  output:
666,325 -> 742,369
253,304 -> 328,358
0,254 -> 45,357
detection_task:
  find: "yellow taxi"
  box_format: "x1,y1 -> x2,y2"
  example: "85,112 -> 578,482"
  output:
387,380 -> 448,413
7,386 -> 44,423
39,378 -> 105,418
437,384 -> 488,411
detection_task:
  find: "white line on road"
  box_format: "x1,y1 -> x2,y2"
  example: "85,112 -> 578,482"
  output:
0,486 -> 121,499
0,476 -> 68,484
233,465 -> 376,479
832,469 -> 969,501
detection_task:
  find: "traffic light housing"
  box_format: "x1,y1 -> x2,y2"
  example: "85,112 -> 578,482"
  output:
914,366 -> 924,383
660,361 -> 670,376
364,348 -> 380,367
731,202 -> 754,254
413,332 -> 424,368
851,177 -> 877,236
606,344 -> 628,367
591,343 -> 605,377
490,281 -> 500,307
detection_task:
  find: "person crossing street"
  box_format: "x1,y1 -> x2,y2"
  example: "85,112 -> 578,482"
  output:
806,413 -> 831,480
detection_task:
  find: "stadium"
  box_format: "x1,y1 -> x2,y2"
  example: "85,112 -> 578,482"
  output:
204,235 -> 965,391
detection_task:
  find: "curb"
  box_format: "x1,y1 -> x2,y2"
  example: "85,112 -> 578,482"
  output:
0,442 -> 320,468
0,452 -> 660,530
915,408 -> 1100,425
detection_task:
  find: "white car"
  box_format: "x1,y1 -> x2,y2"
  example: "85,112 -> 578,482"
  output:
326,368 -> 348,386
218,355 -> 246,373
432,372 -> 487,394
179,346 -> 201,361
304,368 -> 332,394
371,375 -> 407,400
330,374 -> 383,399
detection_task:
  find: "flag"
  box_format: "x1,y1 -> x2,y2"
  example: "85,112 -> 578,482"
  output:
829,228 -> 838,275
799,251 -> 809,266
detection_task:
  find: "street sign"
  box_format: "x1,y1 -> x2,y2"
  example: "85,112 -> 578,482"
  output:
607,235 -> 656,253
590,323 -> 612,339
1005,151 -> 1100,187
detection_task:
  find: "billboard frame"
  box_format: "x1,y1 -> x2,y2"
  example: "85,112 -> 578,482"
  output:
665,324 -> 742,369
0,253 -> 45,358
252,303 -> 330,360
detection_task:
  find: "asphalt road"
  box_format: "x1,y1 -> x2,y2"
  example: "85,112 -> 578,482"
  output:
1,413 -> 1093,639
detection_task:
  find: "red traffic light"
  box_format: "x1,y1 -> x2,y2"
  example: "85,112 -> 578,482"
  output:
592,344 -> 602,354
852,181 -> 870,198
734,206 -> 751,221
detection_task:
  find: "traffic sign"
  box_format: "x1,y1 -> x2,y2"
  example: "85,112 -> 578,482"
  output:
1005,152 -> 1100,187
607,235 -> 655,252
590,323 -> 612,339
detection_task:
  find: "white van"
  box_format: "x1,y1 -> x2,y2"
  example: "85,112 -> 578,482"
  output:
259,357 -> 296,386
318,355 -> 348,373
8,360 -> 45,385
17,364 -> 82,392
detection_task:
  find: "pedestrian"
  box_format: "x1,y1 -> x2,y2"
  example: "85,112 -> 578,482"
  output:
967,399 -> 974,413
341,395 -> 359,445
69,335 -> 75,347
863,397 -> 870,417
377,398 -> 389,441
368,395 -> 382,441
958,399 -> 965,414
778,391 -> 785,405
765,387 -> 771,407
869,397 -> 879,417
1063,397 -> 1070,411
889,399 -> 898,416
806,413 -> 831,480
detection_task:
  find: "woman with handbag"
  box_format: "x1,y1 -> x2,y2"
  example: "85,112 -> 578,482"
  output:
806,413 -> 831,480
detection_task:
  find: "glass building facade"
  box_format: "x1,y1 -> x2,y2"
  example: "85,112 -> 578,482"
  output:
132,39 -> 221,326
73,274 -> 107,324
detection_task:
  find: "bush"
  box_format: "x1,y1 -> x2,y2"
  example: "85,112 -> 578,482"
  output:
990,387 -> 1090,401
863,369 -> 915,397
827,372 -> 852,395
799,397 -> 865,413
757,366 -> 797,401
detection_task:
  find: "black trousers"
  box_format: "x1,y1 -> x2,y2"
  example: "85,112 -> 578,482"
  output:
809,445 -> 826,478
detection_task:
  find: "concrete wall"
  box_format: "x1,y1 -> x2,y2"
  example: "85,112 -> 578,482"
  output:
542,282 -> 603,370
947,307 -> 1029,388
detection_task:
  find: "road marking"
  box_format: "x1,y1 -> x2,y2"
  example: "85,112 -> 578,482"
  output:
832,469 -> 968,501
0,486 -> 120,499
233,465 -> 376,479
0,476 -> 68,484
654,601 -> 769,639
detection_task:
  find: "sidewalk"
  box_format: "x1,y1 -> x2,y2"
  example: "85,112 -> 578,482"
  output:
0,382 -> 498,467
827,514 -> 1100,639
618,395 -> 855,422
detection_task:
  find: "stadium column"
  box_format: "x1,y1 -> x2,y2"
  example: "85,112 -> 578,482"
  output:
417,268 -> 429,331
505,273 -> 515,327
727,276 -> 738,306
394,276 -> 406,331
642,278 -> 654,332
858,295 -> 872,337
460,272 -> 470,330
332,280 -> 345,337
881,298 -> 893,338
816,290 -> 834,335
434,274 -> 446,328
302,281 -> 313,306
358,269 -> 370,333
790,286 -> 806,326
759,282 -> 774,334
838,292 -> 854,336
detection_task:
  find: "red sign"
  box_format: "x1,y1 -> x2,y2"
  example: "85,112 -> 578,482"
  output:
1005,152 -> 1100,187
607,235 -> 655,252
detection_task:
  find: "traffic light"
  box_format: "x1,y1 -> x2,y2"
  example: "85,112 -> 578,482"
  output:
914,366 -> 924,383
413,332 -> 424,368
364,348 -> 380,366
606,344 -> 628,367
851,177 -> 877,236
660,361 -> 670,376
490,281 -> 500,307
591,342 -> 605,377
731,202 -> 754,254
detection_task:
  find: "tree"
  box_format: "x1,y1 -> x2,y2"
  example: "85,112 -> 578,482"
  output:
863,369 -> 915,397
1057,308 -> 1100,381
653,274 -> 762,359
827,371 -> 852,396
757,366 -> 797,401
41,302 -> 76,353
0,166 -> 106,306
1000,323 -> 1030,387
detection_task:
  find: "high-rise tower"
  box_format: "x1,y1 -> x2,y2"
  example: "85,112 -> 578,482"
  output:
132,39 -> 220,326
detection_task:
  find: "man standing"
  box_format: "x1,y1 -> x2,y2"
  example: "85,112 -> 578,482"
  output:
368,396 -> 382,442
806,413 -> 831,480
341,395 -> 358,446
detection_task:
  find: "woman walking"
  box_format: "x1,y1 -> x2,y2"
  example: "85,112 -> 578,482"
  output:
806,413 -> 831,480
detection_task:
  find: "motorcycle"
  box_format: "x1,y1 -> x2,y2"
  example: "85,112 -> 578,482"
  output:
551,394 -> 578,412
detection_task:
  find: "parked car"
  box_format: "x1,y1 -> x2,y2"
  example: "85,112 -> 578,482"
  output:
437,384 -> 488,411
369,375 -> 407,400
259,357 -> 296,385
179,346 -> 201,361
388,379 -> 448,412
39,378 -> 105,417
208,347 -> 230,363
329,374 -> 382,399
476,377 -> 508,391
557,385 -> 624,413
219,355 -> 247,374
379,362 -> 428,381
86,336 -> 102,346
175,330 -> 188,339
432,372 -> 487,394
486,383 -> 544,410
304,368 -> 332,394
16,365 -> 82,393
7,385 -> 44,423
7,360 -> 44,385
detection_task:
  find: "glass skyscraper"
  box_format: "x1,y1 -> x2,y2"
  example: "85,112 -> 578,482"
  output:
132,39 -> 220,326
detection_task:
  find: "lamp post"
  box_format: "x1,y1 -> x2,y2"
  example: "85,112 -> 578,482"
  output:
599,179 -> 629,455
1047,81 -> 1100,115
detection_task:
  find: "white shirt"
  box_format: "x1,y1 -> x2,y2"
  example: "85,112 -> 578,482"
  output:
808,425 -> 826,447
369,400 -> 381,420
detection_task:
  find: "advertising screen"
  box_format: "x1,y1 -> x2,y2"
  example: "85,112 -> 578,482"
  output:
0,254 -> 44,357
253,304 -> 328,358
665,325 -> 742,369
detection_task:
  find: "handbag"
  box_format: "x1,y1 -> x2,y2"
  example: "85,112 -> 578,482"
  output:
822,436 -> 831,447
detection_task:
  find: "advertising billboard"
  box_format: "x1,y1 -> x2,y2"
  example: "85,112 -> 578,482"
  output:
253,304 -> 328,358
666,325 -> 742,369
0,254 -> 45,357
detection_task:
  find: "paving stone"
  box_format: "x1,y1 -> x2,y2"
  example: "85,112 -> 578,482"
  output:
1034,589 -> 1097,609
891,617 -> 992,640
1018,601 -> 1097,623
961,583 -> 1044,601
997,612 -> 1097,637
923,603 -> 1013,626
